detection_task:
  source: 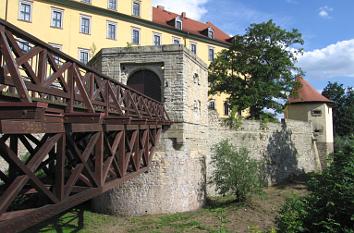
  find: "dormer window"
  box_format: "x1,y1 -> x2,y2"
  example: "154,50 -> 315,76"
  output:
208,27 -> 214,39
175,16 -> 182,30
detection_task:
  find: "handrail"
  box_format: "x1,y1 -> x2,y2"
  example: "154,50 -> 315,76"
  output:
0,19 -> 170,122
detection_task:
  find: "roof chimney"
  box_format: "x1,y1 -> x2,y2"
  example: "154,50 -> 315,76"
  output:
157,5 -> 165,10
181,12 -> 186,18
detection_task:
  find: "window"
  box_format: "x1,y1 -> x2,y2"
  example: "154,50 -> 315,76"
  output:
80,15 -> 91,34
132,28 -> 140,45
79,48 -> 90,64
224,101 -> 230,116
107,21 -> 117,40
49,43 -> 62,64
19,1 -> 32,22
81,0 -> 91,4
132,1 -> 140,17
208,100 -> 215,110
17,39 -> 31,52
190,43 -> 197,55
311,109 -> 322,117
208,28 -> 214,39
208,47 -> 215,61
153,33 -> 161,46
175,16 -> 182,30
108,0 -> 117,10
51,8 -> 63,28
173,37 -> 181,45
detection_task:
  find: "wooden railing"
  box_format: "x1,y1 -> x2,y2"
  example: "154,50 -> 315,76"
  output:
0,19 -> 170,122
0,19 -> 170,232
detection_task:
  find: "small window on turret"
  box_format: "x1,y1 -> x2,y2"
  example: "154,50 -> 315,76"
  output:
311,109 -> 322,117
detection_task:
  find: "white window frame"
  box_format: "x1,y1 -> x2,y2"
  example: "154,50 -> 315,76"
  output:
18,0 -> 33,22
80,14 -> 91,34
175,16 -> 183,30
208,46 -> 215,61
153,32 -> 161,46
51,7 -> 64,29
107,0 -> 117,10
131,27 -> 140,45
208,27 -> 214,39
172,37 -> 181,45
106,21 -> 117,40
132,1 -> 141,17
81,0 -> 91,4
78,48 -> 90,65
190,42 -> 197,55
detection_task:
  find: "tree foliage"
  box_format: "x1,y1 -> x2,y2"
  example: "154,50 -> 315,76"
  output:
209,20 -> 304,119
210,140 -> 263,202
277,137 -> 354,233
322,82 -> 354,137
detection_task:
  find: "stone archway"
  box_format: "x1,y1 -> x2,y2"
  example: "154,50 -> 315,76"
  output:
127,69 -> 162,102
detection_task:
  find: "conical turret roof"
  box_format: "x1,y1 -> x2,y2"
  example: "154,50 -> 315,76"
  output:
288,77 -> 333,104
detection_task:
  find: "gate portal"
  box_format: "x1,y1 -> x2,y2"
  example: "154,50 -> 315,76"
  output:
127,70 -> 162,102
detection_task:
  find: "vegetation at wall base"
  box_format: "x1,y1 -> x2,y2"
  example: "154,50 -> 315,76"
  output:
210,140 -> 264,202
277,137 -> 354,233
209,20 -> 304,120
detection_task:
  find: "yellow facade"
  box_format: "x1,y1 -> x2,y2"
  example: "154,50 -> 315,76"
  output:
1,0 -> 229,116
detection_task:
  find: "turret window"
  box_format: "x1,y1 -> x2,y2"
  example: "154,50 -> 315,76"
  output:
311,109 -> 322,117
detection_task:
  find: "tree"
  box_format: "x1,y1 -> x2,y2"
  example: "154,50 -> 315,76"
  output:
209,20 -> 304,119
322,82 -> 354,137
277,138 -> 354,233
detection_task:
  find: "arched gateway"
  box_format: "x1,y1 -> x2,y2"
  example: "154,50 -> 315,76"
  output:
127,70 -> 162,102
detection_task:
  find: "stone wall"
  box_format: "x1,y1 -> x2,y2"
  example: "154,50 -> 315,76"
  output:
91,45 -> 209,215
90,45 -> 321,216
207,111 -> 321,195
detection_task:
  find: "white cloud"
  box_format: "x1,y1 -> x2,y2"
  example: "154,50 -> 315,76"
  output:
298,39 -> 354,80
152,0 -> 208,20
318,6 -> 333,18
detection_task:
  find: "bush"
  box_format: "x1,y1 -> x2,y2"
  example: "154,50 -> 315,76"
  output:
276,137 -> 354,233
210,140 -> 263,202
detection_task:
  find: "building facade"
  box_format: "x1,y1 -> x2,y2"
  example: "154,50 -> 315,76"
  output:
286,77 -> 334,167
0,0 -> 233,116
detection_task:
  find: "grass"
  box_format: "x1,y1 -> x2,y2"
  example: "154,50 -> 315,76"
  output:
25,183 -> 307,233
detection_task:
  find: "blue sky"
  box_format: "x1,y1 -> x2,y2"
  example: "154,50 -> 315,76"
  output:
153,0 -> 354,91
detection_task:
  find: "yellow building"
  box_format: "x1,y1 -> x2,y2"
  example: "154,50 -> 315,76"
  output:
0,0 -> 232,116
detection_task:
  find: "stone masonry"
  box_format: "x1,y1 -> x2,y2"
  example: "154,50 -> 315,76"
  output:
91,45 -> 209,215
90,45 -> 321,216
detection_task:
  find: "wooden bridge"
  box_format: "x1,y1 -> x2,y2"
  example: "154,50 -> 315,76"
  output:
0,19 -> 171,232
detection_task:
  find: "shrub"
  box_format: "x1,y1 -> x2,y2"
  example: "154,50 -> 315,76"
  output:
276,137 -> 354,233
277,196 -> 307,233
210,140 -> 263,202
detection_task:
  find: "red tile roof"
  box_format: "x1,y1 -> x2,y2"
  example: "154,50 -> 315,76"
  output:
153,6 -> 232,44
288,77 -> 333,104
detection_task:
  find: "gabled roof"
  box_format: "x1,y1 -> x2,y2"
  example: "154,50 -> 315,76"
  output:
288,77 -> 333,104
153,6 -> 232,44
